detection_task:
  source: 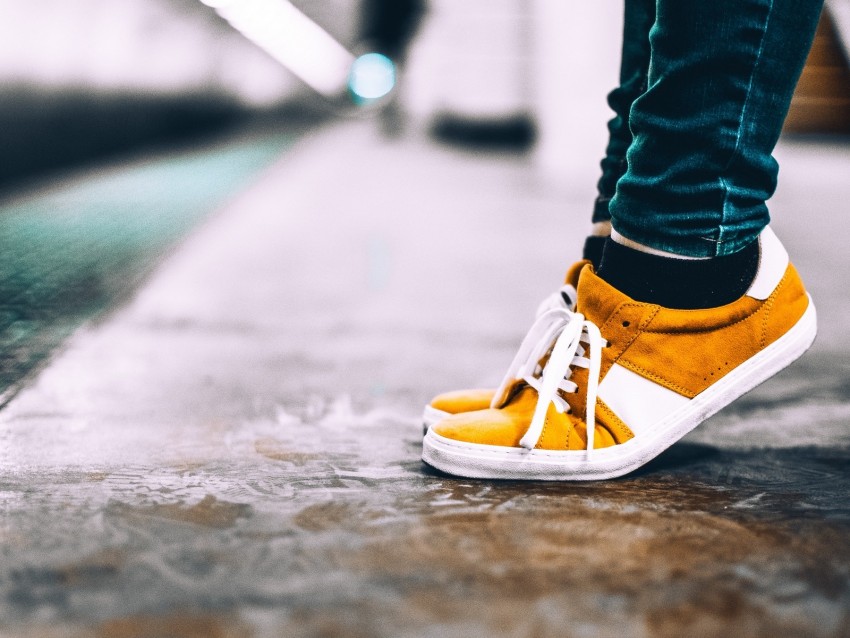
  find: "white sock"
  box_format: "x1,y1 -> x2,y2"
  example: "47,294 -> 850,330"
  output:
611,228 -> 710,260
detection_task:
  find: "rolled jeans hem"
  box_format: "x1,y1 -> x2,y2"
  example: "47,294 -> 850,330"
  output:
606,0 -> 823,259
611,222 -> 763,258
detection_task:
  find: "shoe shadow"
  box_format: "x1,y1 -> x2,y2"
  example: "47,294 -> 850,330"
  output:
628,442 -> 723,479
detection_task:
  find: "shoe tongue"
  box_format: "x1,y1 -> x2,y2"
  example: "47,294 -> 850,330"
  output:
505,384 -> 542,411
575,265 -> 637,325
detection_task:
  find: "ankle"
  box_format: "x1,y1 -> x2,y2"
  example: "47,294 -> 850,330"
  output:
582,236 -> 607,269
582,221 -> 613,269
597,233 -> 760,309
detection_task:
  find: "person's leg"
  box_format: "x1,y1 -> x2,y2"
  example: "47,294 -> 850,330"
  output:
592,0 -> 655,225
598,0 -> 824,310
608,0 -> 824,259
584,0 -> 655,266
423,0 -> 822,479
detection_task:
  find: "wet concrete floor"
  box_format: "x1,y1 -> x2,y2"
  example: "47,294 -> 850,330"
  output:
1,122 -> 849,637
0,129 -> 293,407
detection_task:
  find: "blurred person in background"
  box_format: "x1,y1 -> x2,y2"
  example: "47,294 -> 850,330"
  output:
355,0 -> 426,134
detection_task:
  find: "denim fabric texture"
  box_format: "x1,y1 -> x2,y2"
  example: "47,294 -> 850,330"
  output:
598,0 -> 824,257
593,0 -> 655,223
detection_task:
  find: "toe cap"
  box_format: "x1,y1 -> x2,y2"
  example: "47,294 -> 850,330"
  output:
429,388 -> 495,415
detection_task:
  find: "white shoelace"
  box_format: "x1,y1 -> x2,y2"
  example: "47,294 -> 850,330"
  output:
491,307 -> 605,453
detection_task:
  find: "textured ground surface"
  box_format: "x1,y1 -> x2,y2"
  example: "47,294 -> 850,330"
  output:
0,121 -> 849,638
0,128 -> 294,408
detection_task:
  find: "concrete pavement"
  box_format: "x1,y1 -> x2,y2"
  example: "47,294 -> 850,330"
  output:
0,121 -> 849,637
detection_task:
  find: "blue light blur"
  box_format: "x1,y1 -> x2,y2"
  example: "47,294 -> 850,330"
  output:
348,53 -> 396,104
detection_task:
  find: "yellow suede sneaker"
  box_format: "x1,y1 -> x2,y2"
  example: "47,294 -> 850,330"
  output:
422,228 -> 817,480
422,261 -> 587,431
423,388 -> 497,431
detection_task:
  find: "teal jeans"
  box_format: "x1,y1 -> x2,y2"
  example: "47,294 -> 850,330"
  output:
595,0 -> 824,257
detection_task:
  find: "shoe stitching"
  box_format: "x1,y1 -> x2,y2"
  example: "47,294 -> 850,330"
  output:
537,411 -> 578,452
618,360 -> 694,397
564,413 -> 574,450
609,286 -> 771,396
597,399 -> 634,444
535,388 -> 635,452
592,273 -> 777,382
619,301 -> 781,396
599,303 -> 658,371
430,431 -> 640,460
641,305 -> 761,335
537,411 -> 551,450
761,288 -> 775,350
618,294 -> 780,397
761,267 -> 791,349
599,302 -> 646,335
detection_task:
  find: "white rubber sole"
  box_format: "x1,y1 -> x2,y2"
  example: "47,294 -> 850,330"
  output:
422,405 -> 449,433
422,297 -> 817,481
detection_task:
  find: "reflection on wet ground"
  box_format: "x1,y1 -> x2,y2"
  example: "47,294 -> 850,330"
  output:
3,395 -> 849,637
1,123 -> 849,637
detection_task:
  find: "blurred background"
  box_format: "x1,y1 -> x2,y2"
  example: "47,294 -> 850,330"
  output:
0,0 -> 617,188
0,0 -> 632,399
1,0 -> 848,189
1,0 -> 848,398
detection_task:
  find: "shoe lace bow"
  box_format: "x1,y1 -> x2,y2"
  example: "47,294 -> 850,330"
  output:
491,307 -> 604,453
